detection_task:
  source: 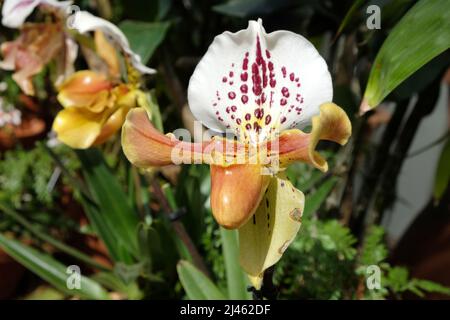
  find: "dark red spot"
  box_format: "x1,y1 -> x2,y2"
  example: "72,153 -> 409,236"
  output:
265,50 -> 271,58
222,77 -> 227,83
251,62 -> 262,95
280,98 -> 287,106
241,95 -> 248,104
251,36 -> 269,96
236,118 -> 242,125
231,105 -> 237,112
229,71 -> 234,77
265,115 -> 272,125
240,84 -> 248,93
290,73 -> 295,81
268,61 -> 274,71
228,92 -> 236,99
270,79 -> 276,88
281,87 -> 290,98
281,116 -> 287,124
245,123 -> 251,130
254,108 -> 264,119
226,107 -> 230,113
245,113 -> 251,121
243,58 -> 249,70
240,72 -> 248,81
231,114 -> 235,120
229,81 -> 234,85
281,67 -> 286,78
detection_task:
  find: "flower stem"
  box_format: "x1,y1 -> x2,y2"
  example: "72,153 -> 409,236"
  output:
150,179 -> 211,278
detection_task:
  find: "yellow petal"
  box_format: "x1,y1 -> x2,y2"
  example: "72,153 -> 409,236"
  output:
239,175 -> 304,289
93,106 -> 130,146
57,70 -> 113,110
210,164 -> 270,230
52,107 -> 105,149
95,30 -> 120,79
278,102 -> 352,171
114,86 -> 137,109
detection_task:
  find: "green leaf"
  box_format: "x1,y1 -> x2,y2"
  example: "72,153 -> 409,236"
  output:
360,226 -> 388,266
361,0 -> 450,112
303,177 -> 338,218
319,220 -> 357,260
147,90 -> 164,132
412,279 -> 450,297
433,138 -> 450,201
119,20 -> 170,64
213,0 -> 294,18
177,260 -> 226,300
335,0 -> 365,38
220,228 -> 250,300
92,272 -> 143,300
0,234 -> 109,300
0,201 -> 111,272
77,149 -> 139,263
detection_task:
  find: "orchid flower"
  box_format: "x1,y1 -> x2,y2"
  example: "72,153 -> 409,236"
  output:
1,0 -> 71,28
52,30 -> 149,149
70,11 -> 155,75
0,0 -> 76,95
50,10 -> 157,148
121,19 -> 351,287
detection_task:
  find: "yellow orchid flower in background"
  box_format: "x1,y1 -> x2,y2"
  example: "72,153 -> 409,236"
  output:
52,69 -> 142,149
52,11 -> 156,149
122,19 -> 351,288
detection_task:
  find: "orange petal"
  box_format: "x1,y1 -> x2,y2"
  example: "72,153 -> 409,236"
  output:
277,102 -> 352,171
210,164 -> 270,229
2,23 -> 64,96
95,30 -> 120,79
122,107 -> 212,167
93,106 -> 130,146
57,70 -> 114,112
0,40 -> 19,70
